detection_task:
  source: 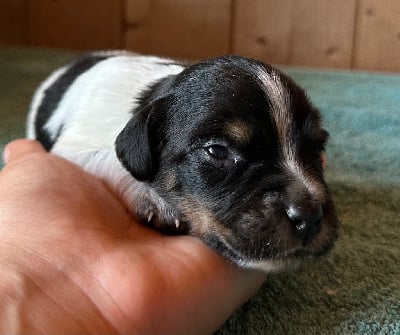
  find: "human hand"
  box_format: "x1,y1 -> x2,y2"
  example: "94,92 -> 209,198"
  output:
0,139 -> 265,335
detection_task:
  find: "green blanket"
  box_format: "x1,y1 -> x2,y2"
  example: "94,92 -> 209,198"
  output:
1,48 -> 399,335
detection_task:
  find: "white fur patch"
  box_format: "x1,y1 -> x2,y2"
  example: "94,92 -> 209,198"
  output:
45,55 -> 184,153
253,65 -> 323,200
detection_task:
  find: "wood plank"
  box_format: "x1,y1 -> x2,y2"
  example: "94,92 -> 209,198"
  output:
353,0 -> 400,72
0,0 -> 28,45
125,0 -> 231,59
233,0 -> 356,68
232,0 -> 294,64
289,0 -> 357,68
125,0 -> 152,23
28,0 -> 122,50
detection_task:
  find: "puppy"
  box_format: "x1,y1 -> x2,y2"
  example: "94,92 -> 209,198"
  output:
27,51 -> 339,271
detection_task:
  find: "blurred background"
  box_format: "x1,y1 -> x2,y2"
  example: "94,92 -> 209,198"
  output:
1,0 -> 399,72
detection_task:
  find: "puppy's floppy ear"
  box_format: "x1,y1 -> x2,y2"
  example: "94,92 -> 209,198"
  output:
116,73 -> 177,182
115,105 -> 158,181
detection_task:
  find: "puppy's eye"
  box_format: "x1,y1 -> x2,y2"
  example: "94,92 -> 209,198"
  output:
205,144 -> 229,160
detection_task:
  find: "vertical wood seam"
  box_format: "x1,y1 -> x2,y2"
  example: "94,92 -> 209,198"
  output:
228,0 -> 236,54
26,0 -> 31,46
350,0 -> 361,69
287,1 -> 297,65
19,0 -> 28,45
119,0 -> 126,49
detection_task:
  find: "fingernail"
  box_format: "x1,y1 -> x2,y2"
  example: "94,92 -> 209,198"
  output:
2,145 -> 10,164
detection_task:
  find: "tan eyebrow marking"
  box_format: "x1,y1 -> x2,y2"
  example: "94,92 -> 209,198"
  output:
224,119 -> 252,144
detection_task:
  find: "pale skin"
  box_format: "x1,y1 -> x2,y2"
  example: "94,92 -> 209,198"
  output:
0,139 -> 266,335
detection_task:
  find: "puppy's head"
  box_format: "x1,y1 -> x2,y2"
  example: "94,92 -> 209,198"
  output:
116,55 -> 339,271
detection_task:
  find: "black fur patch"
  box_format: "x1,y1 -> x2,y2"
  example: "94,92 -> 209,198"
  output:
35,55 -> 110,151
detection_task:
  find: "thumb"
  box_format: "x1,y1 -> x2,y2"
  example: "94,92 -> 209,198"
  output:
3,139 -> 46,164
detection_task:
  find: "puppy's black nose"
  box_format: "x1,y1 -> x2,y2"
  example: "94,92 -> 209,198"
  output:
287,205 -> 323,244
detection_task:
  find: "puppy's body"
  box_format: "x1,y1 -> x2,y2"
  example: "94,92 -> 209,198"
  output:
27,51 -> 339,271
28,52 -> 185,231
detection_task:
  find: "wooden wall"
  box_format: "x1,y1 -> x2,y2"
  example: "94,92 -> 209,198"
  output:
1,0 -> 400,72
0,0 -> 122,50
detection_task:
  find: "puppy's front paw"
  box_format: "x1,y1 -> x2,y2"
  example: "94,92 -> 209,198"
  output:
141,205 -> 187,234
131,189 -> 188,234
